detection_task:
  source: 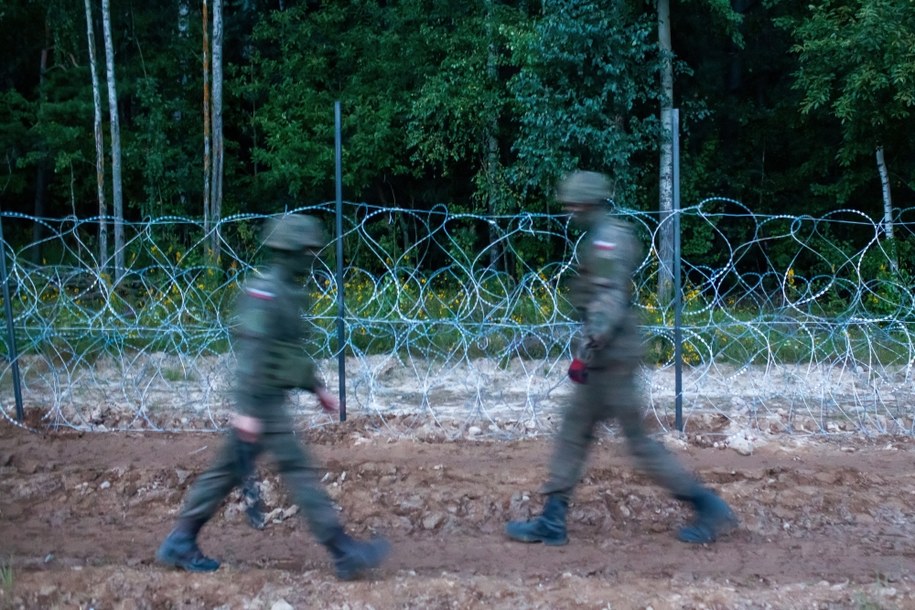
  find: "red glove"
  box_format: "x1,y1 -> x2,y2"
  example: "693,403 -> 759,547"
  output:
316,387 -> 339,414
568,358 -> 588,384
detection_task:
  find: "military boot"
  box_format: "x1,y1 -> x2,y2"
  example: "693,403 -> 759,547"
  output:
505,494 -> 569,546
325,530 -> 391,581
676,487 -> 738,544
156,519 -> 221,572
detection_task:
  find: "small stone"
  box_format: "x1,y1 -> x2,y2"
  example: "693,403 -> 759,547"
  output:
422,513 -> 444,530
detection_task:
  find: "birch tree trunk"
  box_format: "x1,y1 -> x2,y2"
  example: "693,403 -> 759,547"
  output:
876,145 -> 897,271
202,0 -> 211,249
84,0 -> 108,273
876,146 -> 894,240
485,0 -> 502,270
656,0 -> 675,305
209,0 -> 224,261
101,0 -> 124,281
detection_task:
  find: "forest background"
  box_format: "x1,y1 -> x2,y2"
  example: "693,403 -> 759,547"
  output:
1,0 -> 914,285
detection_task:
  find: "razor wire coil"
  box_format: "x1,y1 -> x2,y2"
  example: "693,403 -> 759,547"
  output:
1,199 -> 914,437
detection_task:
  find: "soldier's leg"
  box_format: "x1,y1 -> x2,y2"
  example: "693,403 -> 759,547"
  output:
506,383 -> 604,545
543,382 -> 604,498
611,367 -> 736,543
157,431 -> 252,572
266,431 -> 389,580
609,366 -> 698,495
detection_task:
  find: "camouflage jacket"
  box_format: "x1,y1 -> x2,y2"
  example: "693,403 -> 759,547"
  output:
569,213 -> 644,367
231,266 -> 322,424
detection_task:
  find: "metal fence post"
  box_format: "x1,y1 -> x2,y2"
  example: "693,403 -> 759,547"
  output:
334,101 -> 347,422
672,108 -> 683,433
0,213 -> 24,422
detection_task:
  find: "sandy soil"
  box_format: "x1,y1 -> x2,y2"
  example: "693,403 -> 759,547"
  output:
1,414 -> 914,609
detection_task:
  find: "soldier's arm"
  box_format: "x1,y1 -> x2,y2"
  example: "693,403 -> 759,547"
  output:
581,224 -> 639,351
231,286 -> 276,419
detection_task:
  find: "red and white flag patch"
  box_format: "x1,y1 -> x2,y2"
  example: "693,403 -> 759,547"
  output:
594,240 -> 616,251
246,287 -> 276,300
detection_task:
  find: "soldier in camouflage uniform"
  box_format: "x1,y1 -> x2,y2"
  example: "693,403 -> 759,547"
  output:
505,171 -> 737,546
156,214 -> 390,580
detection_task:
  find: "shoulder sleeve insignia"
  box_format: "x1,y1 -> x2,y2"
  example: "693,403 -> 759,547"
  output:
245,287 -> 276,300
594,240 -> 617,252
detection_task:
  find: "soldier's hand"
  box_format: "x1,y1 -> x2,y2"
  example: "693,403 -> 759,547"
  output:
568,358 -> 588,384
316,387 -> 339,414
231,413 -> 263,443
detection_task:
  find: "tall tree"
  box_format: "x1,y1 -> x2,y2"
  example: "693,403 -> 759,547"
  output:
246,1 -> 431,203
209,0 -> 224,260
656,0 -> 674,303
484,0 -> 503,269
101,0 -> 124,279
508,0 -> 657,204
202,0 -> 212,246
406,1 -> 525,250
30,20 -> 51,264
83,0 -> 107,271
788,0 -> 915,242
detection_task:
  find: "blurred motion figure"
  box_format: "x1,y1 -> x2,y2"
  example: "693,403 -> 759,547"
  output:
505,171 -> 737,546
156,214 -> 389,580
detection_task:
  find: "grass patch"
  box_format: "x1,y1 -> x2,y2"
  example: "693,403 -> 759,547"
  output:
3,269 -> 914,368
0,556 -> 13,600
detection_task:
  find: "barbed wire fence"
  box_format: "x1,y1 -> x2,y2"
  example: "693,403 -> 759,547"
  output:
2,199 -> 914,438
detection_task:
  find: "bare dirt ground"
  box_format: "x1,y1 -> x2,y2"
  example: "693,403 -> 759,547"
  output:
1,412 -> 914,610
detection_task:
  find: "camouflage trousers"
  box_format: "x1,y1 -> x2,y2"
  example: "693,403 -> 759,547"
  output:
179,427 -> 341,543
543,360 -> 699,499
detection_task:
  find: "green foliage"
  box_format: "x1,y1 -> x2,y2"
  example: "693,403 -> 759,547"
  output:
242,1 -> 429,204
0,0 -> 913,282
405,1 -> 527,216
768,0 -> 915,213
0,555 -> 12,601
0,88 -> 34,197
787,0 -> 915,165
507,0 -> 658,204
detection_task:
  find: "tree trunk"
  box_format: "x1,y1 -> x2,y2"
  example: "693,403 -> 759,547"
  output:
876,146 -> 894,240
84,0 -> 108,273
485,0 -> 502,271
656,0 -> 675,306
209,0 -> 224,261
30,160 -> 48,265
876,145 -> 897,270
102,0 -> 124,281
202,0 -> 211,250
175,0 -> 190,212
30,41 -> 49,265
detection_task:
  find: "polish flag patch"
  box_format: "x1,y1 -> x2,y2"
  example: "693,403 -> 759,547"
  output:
246,287 -> 276,300
594,240 -> 616,251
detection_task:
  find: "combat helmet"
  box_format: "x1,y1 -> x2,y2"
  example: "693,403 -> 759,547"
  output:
261,214 -> 325,251
556,171 -> 611,206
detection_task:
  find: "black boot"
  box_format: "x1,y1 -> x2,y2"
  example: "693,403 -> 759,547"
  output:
676,488 -> 738,544
156,518 -> 221,572
325,529 -> 391,581
505,494 -> 569,546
